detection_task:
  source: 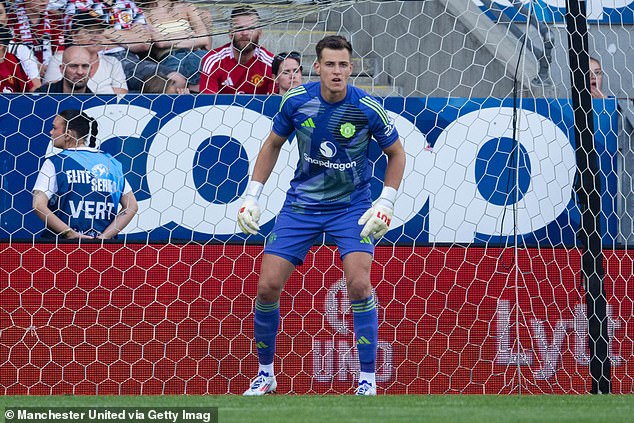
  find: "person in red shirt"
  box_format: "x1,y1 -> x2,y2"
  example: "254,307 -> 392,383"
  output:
199,6 -> 274,94
7,0 -> 66,74
0,24 -> 32,93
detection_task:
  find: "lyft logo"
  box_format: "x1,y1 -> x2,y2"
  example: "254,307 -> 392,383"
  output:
495,300 -> 623,379
73,102 -> 578,243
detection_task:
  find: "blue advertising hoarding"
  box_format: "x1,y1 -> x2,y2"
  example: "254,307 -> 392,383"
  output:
0,94 -> 619,245
476,0 -> 634,24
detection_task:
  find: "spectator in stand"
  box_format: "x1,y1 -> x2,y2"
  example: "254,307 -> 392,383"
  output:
0,24 -> 33,92
100,0 -> 187,92
43,12 -> 128,94
47,0 -> 109,34
140,72 -> 188,94
32,108 -> 138,239
199,6 -> 274,94
272,51 -> 303,95
7,38 -> 42,90
0,2 -> 41,90
590,56 -> 607,99
37,44 -> 92,93
49,0 -> 187,92
49,0 -> 142,31
140,0 -> 211,92
6,0 -> 66,77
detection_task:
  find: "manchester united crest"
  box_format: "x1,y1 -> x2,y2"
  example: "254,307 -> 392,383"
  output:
251,74 -> 263,86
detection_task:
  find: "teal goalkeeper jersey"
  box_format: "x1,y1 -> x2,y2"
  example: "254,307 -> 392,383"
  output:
272,82 -> 399,213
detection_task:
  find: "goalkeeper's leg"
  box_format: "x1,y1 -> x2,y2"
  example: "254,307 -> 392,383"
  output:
328,207 -> 378,395
244,254 -> 295,396
244,209 -> 339,396
343,251 -> 378,396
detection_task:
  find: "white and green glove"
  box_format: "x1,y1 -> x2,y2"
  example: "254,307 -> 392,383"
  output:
237,181 -> 264,235
358,187 -> 397,239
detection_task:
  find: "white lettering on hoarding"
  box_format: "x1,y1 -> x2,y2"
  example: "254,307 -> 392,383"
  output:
313,340 -> 393,383
495,300 -> 622,379
120,106 -> 295,235
315,279 -> 393,382
325,278 -> 352,335
423,108 -> 576,243
72,104 -> 578,243
495,299 -> 534,366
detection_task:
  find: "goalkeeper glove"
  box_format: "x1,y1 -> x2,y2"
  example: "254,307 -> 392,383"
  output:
358,187 -> 397,239
237,181 -> 264,235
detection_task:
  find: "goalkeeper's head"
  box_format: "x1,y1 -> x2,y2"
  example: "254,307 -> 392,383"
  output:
314,35 -> 353,100
315,35 -> 352,61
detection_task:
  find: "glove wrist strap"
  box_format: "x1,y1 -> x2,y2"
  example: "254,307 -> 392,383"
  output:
377,186 -> 397,207
245,181 -> 264,200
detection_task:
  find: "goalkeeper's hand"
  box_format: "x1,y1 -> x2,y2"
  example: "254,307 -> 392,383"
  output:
358,187 -> 397,239
237,198 -> 261,235
237,181 -> 264,235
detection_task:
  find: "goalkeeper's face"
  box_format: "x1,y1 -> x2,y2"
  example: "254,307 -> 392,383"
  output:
314,48 -> 353,97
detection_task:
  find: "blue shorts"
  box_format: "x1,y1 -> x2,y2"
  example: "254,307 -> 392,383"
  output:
159,49 -> 208,85
104,50 -> 172,92
264,205 -> 375,266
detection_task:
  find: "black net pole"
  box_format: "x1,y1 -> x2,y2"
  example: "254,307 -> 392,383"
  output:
564,0 -> 611,394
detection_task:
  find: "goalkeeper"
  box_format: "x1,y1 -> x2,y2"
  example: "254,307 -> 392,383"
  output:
238,35 -> 405,396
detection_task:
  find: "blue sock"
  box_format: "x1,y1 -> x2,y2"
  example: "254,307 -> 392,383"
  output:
254,300 -> 280,367
352,295 -> 378,374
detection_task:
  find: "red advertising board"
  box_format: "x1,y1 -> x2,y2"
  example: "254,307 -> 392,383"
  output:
0,243 -> 632,395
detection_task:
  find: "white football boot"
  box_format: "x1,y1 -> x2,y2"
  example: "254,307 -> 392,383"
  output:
355,380 -> 377,396
243,371 -> 277,396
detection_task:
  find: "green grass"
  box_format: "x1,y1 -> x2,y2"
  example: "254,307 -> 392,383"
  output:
1,395 -> 633,423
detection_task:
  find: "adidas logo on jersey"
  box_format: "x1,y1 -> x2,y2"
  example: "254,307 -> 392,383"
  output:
222,77 -> 234,87
301,118 -> 315,128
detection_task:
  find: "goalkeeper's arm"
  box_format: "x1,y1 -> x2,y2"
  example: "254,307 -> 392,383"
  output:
237,131 -> 288,235
359,139 -> 406,239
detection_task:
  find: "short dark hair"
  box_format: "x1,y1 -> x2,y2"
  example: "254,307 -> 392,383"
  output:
272,51 -> 302,76
315,35 -> 352,60
231,6 -> 260,21
58,109 -> 99,148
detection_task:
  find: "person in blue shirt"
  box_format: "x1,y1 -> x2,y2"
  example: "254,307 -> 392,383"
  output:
32,108 -> 138,239
238,35 -> 406,396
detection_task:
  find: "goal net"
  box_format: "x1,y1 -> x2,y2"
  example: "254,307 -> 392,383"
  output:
0,0 -> 633,395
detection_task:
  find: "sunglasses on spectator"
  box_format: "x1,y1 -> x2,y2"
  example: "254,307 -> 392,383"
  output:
277,51 -> 301,60
273,52 -> 303,75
